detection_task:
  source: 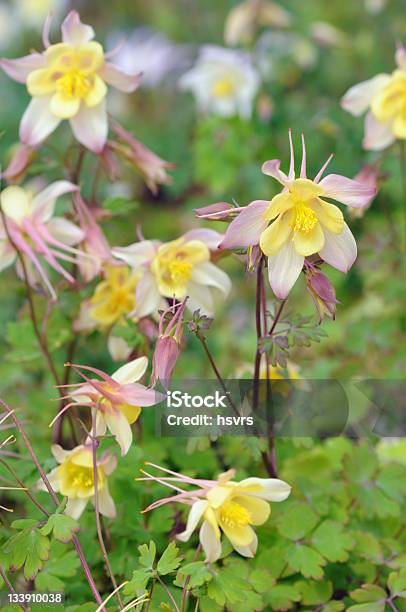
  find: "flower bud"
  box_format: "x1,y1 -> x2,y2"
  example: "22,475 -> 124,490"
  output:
306,269 -> 338,323
151,298 -> 187,387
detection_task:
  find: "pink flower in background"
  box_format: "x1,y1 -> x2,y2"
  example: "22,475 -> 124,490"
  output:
221,132 -> 375,299
73,193 -> 112,281
0,11 -> 141,153
110,121 -> 174,194
341,46 -> 406,150
113,229 -> 231,318
0,180 -> 85,298
56,358 -> 163,456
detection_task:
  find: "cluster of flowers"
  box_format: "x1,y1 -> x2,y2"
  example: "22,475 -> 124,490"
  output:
1,5 -> 401,563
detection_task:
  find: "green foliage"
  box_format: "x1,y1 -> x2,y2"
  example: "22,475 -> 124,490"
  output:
40,512 -> 80,544
1,520 -> 50,580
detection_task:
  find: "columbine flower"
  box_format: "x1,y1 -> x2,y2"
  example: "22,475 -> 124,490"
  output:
0,11 -> 141,153
110,121 -> 174,195
56,358 -> 162,456
179,45 -> 260,119
74,193 -> 112,282
0,180 -> 84,298
151,298 -> 187,388
89,265 -> 139,327
341,46 -> 406,150
220,132 -> 376,299
113,229 -> 231,318
305,267 -> 338,323
40,444 -> 117,519
140,464 -> 291,562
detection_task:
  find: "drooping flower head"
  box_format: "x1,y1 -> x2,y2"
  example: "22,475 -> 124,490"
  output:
54,358 -> 163,456
151,298 -> 188,388
179,45 -> 260,119
0,180 -> 85,298
0,11 -> 141,153
39,444 -> 117,519
112,229 -> 231,318
341,46 -> 406,150
140,464 -> 291,562
221,132 -> 376,298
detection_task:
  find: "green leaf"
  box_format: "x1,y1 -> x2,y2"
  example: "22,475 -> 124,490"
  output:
344,443 -> 378,483
311,520 -> 355,562
123,569 -> 152,596
350,584 -> 387,603
286,543 -> 326,579
6,319 -> 41,362
138,540 -> 156,569
206,565 -> 251,606
3,527 -> 50,580
176,561 -> 212,588
11,519 -> 39,530
157,541 -> 182,575
36,549 -> 79,591
276,503 -> 319,540
40,513 -> 79,543
388,568 -> 406,598
346,604 -> 385,612
295,579 -> 333,605
250,569 -> 271,594
265,584 -> 302,610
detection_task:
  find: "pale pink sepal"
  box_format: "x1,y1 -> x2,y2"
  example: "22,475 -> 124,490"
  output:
61,11 -> 95,45
100,63 -> 142,92
220,200 -> 269,249
318,224 -> 357,273
70,101 -> 108,153
19,97 -> 61,147
363,111 -> 395,151
340,74 -> 390,117
267,241 -> 304,299
0,54 -> 44,83
319,174 -> 377,208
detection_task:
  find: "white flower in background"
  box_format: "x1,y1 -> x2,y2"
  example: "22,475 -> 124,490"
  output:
113,229 -> 231,318
341,47 -> 406,151
0,3 -> 18,50
0,11 -> 142,153
364,0 -> 387,14
224,0 -> 291,46
179,45 -> 260,119
107,27 -> 190,88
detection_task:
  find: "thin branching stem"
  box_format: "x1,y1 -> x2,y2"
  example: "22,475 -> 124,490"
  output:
91,404 -> 123,609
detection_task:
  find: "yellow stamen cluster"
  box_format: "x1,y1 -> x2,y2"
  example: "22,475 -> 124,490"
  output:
219,500 -> 252,528
212,77 -> 235,98
57,459 -> 104,496
167,259 -> 193,284
90,266 -> 138,327
290,204 -> 318,233
57,71 -> 92,99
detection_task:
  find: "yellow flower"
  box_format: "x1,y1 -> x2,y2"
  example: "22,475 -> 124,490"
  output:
1,11 -> 141,152
341,47 -> 406,150
142,466 -> 290,562
40,444 -> 117,519
151,238 -> 210,298
89,265 -> 139,327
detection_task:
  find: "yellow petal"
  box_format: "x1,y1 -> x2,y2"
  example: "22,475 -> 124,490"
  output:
206,485 -> 232,508
84,75 -> 107,107
263,193 -> 293,221
220,522 -> 256,547
27,68 -> 57,96
259,213 -> 292,257
310,199 -> 344,234
293,223 -> 325,256
0,185 -> 31,224
50,92 -> 80,118
119,403 -> 141,424
392,113 -> 406,139
71,448 -> 93,467
204,506 -> 221,540
75,42 -> 105,74
288,178 -> 325,202
234,495 -> 270,525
